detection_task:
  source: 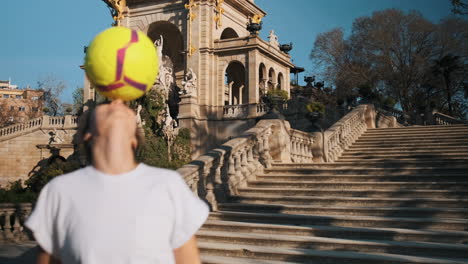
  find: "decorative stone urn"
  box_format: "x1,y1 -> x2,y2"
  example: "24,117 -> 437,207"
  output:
247,22 -> 262,35
280,43 -> 293,54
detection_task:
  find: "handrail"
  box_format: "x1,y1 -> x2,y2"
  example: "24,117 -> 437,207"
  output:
0,115 -> 78,141
375,104 -> 407,125
433,112 -> 467,125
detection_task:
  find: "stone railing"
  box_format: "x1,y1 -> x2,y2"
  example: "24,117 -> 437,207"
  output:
290,129 -> 315,163
256,103 -> 268,114
0,115 -> 78,142
322,105 -> 374,162
0,116 -> 43,137
223,104 -> 249,119
434,112 -> 467,125
0,203 -> 32,242
375,104 -> 407,125
177,121 -> 273,210
179,104 -> 397,210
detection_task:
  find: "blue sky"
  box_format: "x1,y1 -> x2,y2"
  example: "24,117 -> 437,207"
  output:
1,0 -> 457,103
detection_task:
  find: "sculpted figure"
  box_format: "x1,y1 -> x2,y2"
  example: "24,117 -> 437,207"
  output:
268,30 -> 280,49
181,68 -> 198,97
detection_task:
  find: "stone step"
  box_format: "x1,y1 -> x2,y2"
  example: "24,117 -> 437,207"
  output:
201,220 -> 468,244
342,151 -> 468,156
231,194 -> 468,208
248,181 -> 468,190
237,187 -> 468,199
256,174 -> 468,182
348,145 -> 468,151
357,135 -> 467,142
268,162 -> 468,169
367,125 -> 468,132
220,203 -> 468,219
197,230 -> 468,259
209,211 -> 468,231
337,158 -> 468,163
364,129 -> 468,136
351,142 -> 468,148
198,241 -> 468,264
201,255 -> 299,264
354,137 -> 468,143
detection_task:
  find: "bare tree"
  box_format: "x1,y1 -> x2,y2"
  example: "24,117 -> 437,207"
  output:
451,0 -> 468,15
37,75 -> 66,116
72,87 -> 84,115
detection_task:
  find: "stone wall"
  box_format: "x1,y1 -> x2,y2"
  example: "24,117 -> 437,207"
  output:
0,116 -> 77,187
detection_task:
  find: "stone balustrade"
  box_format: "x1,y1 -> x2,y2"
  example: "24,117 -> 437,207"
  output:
323,105 -> 372,162
256,103 -> 268,114
179,104 -> 398,209
0,115 -> 78,142
223,104 -> 249,119
290,129 -> 315,163
177,121 -> 273,210
0,203 -> 32,242
434,112 -> 467,125
0,117 -> 43,137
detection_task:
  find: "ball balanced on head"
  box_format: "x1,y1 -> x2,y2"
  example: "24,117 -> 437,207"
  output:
84,27 -> 159,101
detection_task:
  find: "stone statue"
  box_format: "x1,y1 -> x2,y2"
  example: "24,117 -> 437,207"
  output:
154,35 -> 163,62
135,104 -> 143,125
162,107 -> 178,161
154,36 -> 174,102
49,128 -> 64,144
268,30 -> 280,49
181,68 -> 198,97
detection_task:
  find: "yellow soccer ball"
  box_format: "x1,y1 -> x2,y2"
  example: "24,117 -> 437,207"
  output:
84,27 -> 158,101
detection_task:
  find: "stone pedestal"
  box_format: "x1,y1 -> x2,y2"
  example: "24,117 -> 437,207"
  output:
178,94 -> 200,158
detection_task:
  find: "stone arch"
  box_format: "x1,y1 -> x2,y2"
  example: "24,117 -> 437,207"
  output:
268,67 -> 276,90
224,61 -> 246,105
220,27 -> 239,39
277,72 -> 284,90
147,21 -> 185,74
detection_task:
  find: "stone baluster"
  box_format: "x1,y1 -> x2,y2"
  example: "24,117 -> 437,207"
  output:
234,152 -> 243,193
252,138 -> 263,171
262,128 -> 273,168
3,210 -> 13,240
204,164 -> 217,211
12,212 -> 22,240
240,148 -> 249,187
214,152 -> 226,203
227,152 -> 237,195
246,144 -> 256,177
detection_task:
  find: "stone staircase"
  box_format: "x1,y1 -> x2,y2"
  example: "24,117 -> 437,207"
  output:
197,125 -> 468,264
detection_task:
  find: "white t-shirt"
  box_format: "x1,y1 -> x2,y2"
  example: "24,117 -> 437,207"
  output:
25,163 -> 209,264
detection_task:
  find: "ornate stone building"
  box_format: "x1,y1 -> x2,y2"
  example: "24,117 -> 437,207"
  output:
84,0 -> 295,157
0,80 -> 44,127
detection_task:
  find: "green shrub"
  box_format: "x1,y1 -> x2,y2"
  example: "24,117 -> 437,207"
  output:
266,89 -> 289,101
306,101 -> 325,114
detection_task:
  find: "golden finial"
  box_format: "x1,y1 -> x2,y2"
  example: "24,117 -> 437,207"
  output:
102,0 -> 127,26
250,14 -> 263,24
